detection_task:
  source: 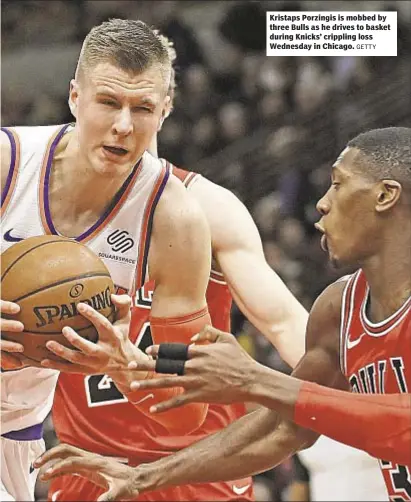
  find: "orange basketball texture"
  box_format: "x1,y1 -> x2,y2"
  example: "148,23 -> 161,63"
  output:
1,235 -> 115,362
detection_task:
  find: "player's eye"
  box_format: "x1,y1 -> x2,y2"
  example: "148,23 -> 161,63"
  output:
132,106 -> 153,113
100,99 -> 118,107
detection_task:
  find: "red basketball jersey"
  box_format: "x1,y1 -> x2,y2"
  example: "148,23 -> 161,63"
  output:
340,269 -> 411,501
50,167 -> 252,501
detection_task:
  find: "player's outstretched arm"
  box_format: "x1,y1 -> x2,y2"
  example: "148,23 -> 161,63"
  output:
130,277 -> 347,411
43,386 -> 411,501
190,177 -> 308,368
135,276 -> 411,466
35,410 -> 311,502
122,176 -> 212,433
36,282 -> 348,498
292,382 -> 411,466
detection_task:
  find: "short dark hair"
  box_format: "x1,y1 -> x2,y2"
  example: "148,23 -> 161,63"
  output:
76,18 -> 171,86
347,127 -> 411,194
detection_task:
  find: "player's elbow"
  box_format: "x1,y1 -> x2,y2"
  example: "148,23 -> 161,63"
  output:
264,313 -> 307,368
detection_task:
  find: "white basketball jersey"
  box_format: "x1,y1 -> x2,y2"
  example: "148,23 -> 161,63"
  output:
1,124 -> 170,434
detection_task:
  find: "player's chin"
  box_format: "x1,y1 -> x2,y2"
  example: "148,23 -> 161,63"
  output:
328,249 -> 351,269
326,243 -> 342,269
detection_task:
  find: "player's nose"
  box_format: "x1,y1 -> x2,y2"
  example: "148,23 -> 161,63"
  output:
316,193 -> 331,215
113,108 -> 133,136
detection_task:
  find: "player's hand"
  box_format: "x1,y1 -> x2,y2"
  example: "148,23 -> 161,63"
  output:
0,299 -> 29,370
34,444 -> 140,501
127,325 -> 258,413
39,295 -> 148,378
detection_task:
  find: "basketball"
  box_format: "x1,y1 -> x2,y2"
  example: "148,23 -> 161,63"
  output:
1,235 -> 115,362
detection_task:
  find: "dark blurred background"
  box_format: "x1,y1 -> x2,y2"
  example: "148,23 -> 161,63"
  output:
2,1 -> 410,500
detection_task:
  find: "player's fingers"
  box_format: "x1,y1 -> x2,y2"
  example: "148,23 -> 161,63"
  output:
111,294 -> 131,321
1,339 -> 24,353
141,344 -> 191,360
34,444 -> 82,467
40,459 -> 93,481
61,326 -> 100,356
149,392 -> 194,414
0,319 -> 25,333
40,360 -> 91,374
77,303 -> 118,341
128,358 -> 157,371
0,300 -> 20,315
145,343 -> 190,360
129,375 -> 190,392
45,339 -> 89,364
40,357 -> 90,374
144,344 -> 160,357
191,325 -> 227,344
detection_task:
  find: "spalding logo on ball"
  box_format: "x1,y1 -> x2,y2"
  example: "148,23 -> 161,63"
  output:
33,286 -> 112,329
1,235 -> 116,362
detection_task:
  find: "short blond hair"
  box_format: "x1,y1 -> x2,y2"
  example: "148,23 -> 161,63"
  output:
76,19 -> 171,89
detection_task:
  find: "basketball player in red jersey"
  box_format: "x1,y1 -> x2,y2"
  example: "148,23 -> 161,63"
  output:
37,127 -> 411,502
43,34 -> 308,502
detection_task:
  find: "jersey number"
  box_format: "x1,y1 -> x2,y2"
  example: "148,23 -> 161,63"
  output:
380,460 -> 411,501
85,322 -> 153,407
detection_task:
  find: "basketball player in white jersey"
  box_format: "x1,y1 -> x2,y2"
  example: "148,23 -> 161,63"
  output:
0,19 -> 213,501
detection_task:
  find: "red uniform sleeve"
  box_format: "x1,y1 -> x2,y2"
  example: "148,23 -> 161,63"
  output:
125,307 -> 210,435
294,381 -> 411,466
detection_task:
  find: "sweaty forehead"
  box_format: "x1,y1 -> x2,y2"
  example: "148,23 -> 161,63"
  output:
84,61 -> 167,95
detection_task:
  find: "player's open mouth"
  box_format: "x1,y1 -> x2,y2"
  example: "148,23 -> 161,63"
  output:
103,145 -> 129,156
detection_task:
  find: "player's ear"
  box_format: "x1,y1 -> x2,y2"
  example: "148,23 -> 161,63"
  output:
68,79 -> 78,119
158,96 -> 171,131
375,179 -> 402,213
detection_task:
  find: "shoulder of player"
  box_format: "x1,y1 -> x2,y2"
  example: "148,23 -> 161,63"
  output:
305,278 -> 348,350
150,175 -> 210,263
1,129 -> 12,196
189,176 -> 260,251
154,174 -> 208,233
